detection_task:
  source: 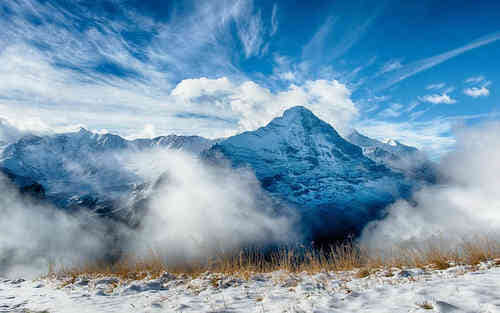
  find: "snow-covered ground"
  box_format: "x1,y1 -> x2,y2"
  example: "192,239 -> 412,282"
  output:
2,263 -> 500,313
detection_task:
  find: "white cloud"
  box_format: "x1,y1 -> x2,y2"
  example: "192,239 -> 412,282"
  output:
464,86 -> 490,98
355,118 -> 456,158
405,101 -> 420,112
419,93 -> 457,104
465,76 -> 485,84
0,75 -> 356,140
171,77 -> 233,99
235,1 -> 266,58
463,75 -> 491,98
0,115 -> 84,144
380,60 -> 403,74
270,3 -> 279,36
361,122 -> 500,251
301,16 -> 336,61
378,103 -> 403,118
377,31 -> 500,90
409,109 -> 428,121
426,82 -> 446,90
278,71 -> 296,81
0,1 -> 289,139
171,77 -> 358,136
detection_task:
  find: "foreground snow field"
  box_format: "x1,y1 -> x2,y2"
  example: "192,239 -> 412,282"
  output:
2,263 -> 500,313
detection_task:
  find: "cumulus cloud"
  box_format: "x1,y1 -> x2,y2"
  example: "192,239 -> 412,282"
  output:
463,76 -> 491,98
464,86 -> 490,98
361,122 -> 500,251
419,93 -> 457,104
171,77 -> 358,136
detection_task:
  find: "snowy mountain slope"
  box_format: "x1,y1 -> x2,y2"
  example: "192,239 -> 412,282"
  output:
131,134 -> 217,154
347,130 -> 418,162
0,129 -> 218,217
205,106 -> 410,240
347,130 -> 437,182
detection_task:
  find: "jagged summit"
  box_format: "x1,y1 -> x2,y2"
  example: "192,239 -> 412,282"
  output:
268,106 -> 340,135
385,138 -> 399,146
278,105 -> 318,121
223,106 -> 363,163
77,127 -> 91,134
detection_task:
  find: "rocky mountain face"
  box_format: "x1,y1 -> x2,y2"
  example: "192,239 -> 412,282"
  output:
204,106 -> 412,241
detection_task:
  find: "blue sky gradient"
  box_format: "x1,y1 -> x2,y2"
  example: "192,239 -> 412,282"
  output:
0,0 -> 499,157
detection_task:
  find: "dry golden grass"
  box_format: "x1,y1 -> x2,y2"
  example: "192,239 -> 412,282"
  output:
416,300 -> 434,310
356,268 -> 371,278
49,236 -> 500,282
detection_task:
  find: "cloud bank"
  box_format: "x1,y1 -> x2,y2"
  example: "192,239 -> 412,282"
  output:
0,148 -> 296,278
128,150 -> 295,262
0,175 -> 110,278
360,122 -> 500,251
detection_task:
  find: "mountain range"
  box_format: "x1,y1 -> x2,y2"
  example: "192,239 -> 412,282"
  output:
0,106 -> 433,242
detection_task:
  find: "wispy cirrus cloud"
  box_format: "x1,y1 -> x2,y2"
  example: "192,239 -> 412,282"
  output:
378,103 -> 403,118
375,31 -> 500,90
426,83 -> 446,90
0,0 -> 283,138
301,16 -> 337,62
270,3 -> 279,36
234,1 -> 266,58
379,59 -> 403,74
465,76 -> 486,84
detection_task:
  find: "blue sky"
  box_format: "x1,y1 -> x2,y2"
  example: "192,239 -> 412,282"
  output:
0,0 -> 499,157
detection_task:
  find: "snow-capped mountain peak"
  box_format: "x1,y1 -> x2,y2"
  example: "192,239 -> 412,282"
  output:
205,106 -> 408,240
385,138 -> 399,146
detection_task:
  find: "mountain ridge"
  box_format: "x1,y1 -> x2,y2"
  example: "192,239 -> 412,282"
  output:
1,106 -> 423,241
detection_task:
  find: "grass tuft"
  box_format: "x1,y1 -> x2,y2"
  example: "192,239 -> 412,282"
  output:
48,236 -> 500,282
